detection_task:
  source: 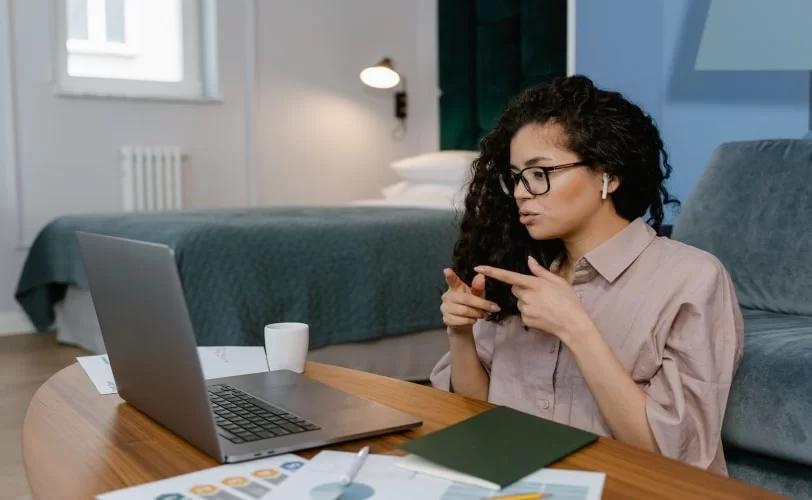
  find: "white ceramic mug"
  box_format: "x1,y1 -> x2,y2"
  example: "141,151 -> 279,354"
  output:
264,322 -> 309,373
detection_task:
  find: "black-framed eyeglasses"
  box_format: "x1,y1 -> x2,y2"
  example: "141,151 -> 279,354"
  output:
498,161 -> 589,197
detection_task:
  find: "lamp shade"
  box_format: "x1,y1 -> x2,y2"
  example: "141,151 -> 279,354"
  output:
695,0 -> 812,70
360,58 -> 401,89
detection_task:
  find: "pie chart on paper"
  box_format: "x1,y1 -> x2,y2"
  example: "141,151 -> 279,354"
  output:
309,481 -> 376,500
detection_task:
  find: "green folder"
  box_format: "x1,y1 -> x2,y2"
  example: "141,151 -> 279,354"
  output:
397,406 -> 598,489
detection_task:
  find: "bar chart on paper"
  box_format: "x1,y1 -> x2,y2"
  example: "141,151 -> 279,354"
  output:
95,455 -> 308,499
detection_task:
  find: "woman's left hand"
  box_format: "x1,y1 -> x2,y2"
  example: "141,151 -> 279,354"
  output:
474,256 -> 593,344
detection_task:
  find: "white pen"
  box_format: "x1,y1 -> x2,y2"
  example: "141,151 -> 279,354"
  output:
339,446 -> 370,486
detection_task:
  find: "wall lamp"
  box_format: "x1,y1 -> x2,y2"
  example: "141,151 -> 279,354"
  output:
360,57 -> 407,122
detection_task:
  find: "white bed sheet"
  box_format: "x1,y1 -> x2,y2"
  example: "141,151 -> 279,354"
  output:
349,198 -> 461,210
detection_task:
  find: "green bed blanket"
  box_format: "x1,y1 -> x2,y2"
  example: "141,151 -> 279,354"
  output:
14,206 -> 459,349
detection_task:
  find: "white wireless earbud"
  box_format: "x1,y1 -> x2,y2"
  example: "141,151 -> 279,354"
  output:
601,173 -> 609,200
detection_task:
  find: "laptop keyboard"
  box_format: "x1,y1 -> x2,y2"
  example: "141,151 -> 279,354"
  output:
208,384 -> 320,444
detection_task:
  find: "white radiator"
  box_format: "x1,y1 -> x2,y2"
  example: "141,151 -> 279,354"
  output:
120,146 -> 184,212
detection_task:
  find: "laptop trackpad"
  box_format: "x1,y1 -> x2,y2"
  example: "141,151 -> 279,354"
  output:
230,371 -> 368,416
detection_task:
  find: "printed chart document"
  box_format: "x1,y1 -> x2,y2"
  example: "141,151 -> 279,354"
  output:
96,454 -> 307,499
270,450 -> 449,500
272,450 -> 605,500
77,346 -> 269,395
439,467 -> 605,500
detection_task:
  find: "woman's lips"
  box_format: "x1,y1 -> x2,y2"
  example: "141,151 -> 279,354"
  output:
519,213 -> 538,224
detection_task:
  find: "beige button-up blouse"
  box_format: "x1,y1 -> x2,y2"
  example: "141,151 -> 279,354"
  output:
430,218 -> 744,475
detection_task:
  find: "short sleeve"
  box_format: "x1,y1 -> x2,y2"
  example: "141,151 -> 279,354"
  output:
644,259 -> 744,472
429,320 -> 498,392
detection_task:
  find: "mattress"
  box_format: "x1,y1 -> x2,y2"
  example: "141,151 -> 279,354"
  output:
55,286 -> 449,381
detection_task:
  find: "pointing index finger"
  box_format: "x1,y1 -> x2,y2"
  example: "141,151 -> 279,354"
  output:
474,265 -> 535,288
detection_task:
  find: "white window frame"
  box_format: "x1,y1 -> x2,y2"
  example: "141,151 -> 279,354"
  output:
65,0 -> 138,57
52,0 -> 215,101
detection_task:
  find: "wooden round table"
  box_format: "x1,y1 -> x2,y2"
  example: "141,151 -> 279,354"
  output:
23,362 -> 782,499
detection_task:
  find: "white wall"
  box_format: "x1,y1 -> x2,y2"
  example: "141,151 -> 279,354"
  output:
0,0 -> 31,333
15,1 -> 252,244
0,0 -> 253,332
256,0 -> 438,205
0,0 -> 439,334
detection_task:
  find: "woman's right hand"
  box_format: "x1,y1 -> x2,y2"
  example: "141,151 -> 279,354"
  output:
441,268 -> 501,333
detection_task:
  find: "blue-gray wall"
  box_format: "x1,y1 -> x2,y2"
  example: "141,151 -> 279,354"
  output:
575,0 -> 810,220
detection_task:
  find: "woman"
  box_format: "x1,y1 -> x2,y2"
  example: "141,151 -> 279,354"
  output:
431,75 -> 744,475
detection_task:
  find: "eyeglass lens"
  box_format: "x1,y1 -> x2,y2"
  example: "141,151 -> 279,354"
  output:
499,168 -> 549,196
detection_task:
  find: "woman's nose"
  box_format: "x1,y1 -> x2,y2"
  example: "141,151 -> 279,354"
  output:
514,180 -> 532,199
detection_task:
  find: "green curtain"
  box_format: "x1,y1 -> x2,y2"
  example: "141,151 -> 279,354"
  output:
439,0 -> 568,150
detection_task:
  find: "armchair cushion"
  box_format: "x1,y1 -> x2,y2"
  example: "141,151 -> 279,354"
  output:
671,139 -> 812,316
722,308 -> 812,466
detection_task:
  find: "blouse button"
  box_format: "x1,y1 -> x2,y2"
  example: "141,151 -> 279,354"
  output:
548,343 -> 556,353
541,399 -> 551,410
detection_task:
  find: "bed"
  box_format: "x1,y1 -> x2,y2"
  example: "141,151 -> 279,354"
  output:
16,150 -> 477,381
15,203 -> 460,381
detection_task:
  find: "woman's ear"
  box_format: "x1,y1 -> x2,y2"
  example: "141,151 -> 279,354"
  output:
600,173 -> 619,200
609,174 -> 619,193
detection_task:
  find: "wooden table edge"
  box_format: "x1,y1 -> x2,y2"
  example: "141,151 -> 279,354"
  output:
21,361 -> 786,500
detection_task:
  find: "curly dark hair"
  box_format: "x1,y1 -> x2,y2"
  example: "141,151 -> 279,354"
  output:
452,74 -> 679,323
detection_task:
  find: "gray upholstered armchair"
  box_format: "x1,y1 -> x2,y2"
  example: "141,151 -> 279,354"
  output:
669,139 -> 812,498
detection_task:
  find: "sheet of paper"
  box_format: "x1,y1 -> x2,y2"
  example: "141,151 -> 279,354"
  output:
270,450 -> 450,500
76,354 -> 118,395
95,454 -> 308,499
442,468 -> 606,500
197,347 -> 270,380
77,347 -> 269,395
273,450 -> 605,500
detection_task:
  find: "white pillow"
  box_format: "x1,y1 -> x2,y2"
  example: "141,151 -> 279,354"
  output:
380,180 -> 410,199
390,150 -> 478,185
388,183 -> 459,200
380,181 -> 466,209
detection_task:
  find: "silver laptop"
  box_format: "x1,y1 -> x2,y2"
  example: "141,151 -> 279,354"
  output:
75,231 -> 422,463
